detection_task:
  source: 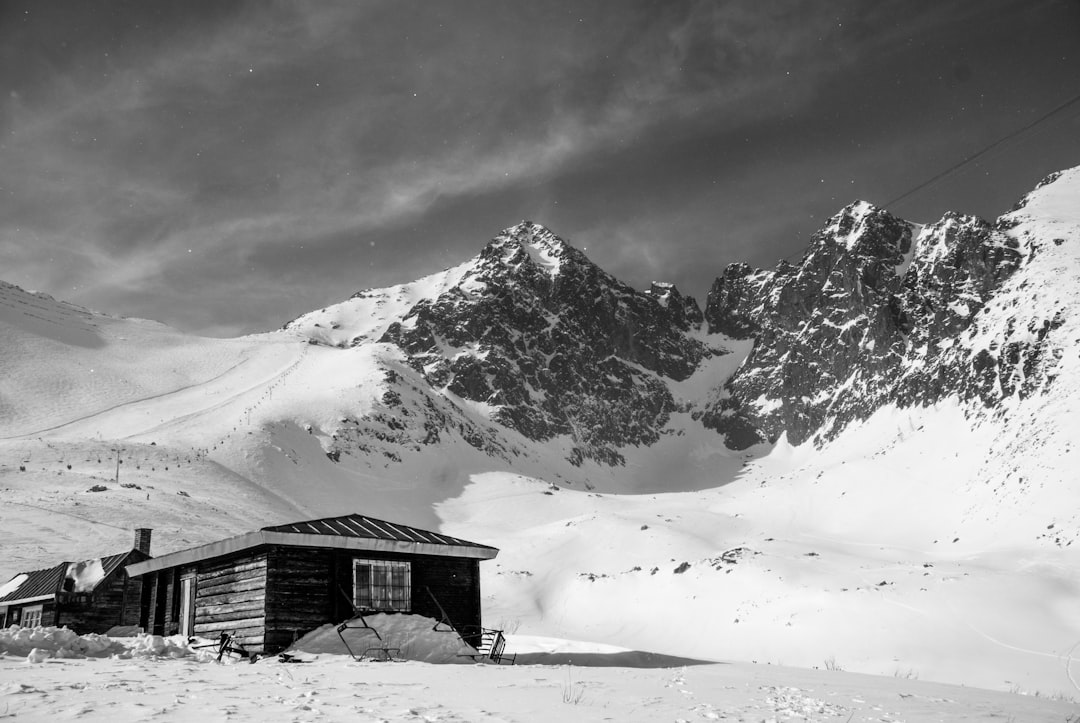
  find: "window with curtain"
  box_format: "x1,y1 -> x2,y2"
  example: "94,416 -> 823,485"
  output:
353,559 -> 411,612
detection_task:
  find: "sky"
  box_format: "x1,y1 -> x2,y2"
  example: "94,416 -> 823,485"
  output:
1,0 -> 1078,337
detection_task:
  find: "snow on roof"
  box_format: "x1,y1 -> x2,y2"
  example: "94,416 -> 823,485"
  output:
65,558 -> 107,594
0,573 -> 29,599
0,563 -> 66,606
0,550 -> 136,606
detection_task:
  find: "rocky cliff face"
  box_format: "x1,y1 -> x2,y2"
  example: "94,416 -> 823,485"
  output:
290,169 -> 1076,470
378,222 -> 715,465
698,181 -> 1053,448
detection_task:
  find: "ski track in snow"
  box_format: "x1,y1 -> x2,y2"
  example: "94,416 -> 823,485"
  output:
0,357 -> 254,441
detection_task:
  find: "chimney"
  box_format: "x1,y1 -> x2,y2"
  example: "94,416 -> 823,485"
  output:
134,528 -> 152,556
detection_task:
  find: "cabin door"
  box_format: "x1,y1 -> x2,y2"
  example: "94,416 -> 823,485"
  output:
178,576 -> 196,638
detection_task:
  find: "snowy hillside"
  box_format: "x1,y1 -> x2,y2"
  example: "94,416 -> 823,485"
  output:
1,167 -> 1079,697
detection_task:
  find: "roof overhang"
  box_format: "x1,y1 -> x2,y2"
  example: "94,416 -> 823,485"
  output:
0,594 -> 54,607
126,530 -> 498,577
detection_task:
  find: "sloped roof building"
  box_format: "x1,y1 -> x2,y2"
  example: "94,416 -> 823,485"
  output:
126,513 -> 498,654
0,529 -> 152,632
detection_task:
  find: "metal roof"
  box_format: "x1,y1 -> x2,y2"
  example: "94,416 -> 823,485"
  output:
98,551 -> 131,578
0,551 -> 141,607
127,512 -> 499,577
0,562 -> 66,606
262,514 -> 497,550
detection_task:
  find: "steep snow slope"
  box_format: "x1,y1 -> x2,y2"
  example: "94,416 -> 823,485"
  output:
0,282 -> 286,439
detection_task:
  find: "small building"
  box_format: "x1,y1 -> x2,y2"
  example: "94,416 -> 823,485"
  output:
0,529 -> 152,632
125,513 -> 499,654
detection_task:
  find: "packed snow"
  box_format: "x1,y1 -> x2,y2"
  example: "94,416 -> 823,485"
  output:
286,613 -> 480,663
1,625 -> 1076,721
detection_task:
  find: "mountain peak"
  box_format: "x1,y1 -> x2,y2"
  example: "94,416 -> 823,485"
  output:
483,221 -> 584,277
817,200 -> 906,254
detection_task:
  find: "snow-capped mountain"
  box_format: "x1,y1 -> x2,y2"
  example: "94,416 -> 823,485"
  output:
327,221 -> 711,466
700,195 -> 1030,448
277,169 -> 1077,490
2,166 -> 1078,695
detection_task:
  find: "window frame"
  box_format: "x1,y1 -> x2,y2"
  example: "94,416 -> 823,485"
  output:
352,559 -> 411,613
21,604 -> 43,628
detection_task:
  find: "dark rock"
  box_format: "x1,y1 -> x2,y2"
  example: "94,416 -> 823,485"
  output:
376,222 -> 713,465
701,201 -> 1026,448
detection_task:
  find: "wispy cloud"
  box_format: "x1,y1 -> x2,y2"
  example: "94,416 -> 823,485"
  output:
0,0 -> 1072,334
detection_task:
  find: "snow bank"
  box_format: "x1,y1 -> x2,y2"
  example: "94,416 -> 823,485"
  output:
287,613 -> 479,663
0,626 -> 214,663
0,626 -> 122,660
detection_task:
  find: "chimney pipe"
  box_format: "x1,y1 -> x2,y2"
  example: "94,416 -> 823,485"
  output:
134,528 -> 152,556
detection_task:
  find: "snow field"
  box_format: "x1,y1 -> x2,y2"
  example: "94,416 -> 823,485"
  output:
437,397 -> 1080,697
1,641 -> 1076,722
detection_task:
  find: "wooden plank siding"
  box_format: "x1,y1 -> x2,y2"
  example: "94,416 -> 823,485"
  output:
261,547 -> 483,654
192,551 -> 268,648
55,573 -> 141,633
1,601 -> 58,627
410,556 -> 482,648
326,551 -> 482,648
132,543 -> 487,655
263,546 -> 335,652
54,550 -> 148,634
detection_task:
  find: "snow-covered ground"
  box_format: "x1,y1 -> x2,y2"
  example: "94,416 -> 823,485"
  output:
440,403 -> 1080,697
2,625 -> 1077,722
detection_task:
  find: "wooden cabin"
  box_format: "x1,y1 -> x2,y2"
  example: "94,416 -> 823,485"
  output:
0,529 -> 152,632
125,513 -> 499,654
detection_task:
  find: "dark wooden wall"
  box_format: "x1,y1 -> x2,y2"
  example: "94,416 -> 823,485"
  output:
263,546 -> 335,652
132,545 -> 486,655
192,551 -> 268,649
262,547 -> 484,654
326,551 -> 483,647
411,556 -> 482,646
2,601 -> 58,627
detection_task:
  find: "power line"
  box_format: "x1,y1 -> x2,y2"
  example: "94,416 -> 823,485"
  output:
884,90 -> 1080,210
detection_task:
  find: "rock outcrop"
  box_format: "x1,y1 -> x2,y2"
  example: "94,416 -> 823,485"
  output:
700,191 -> 1037,448
289,168 -> 1077,469
379,222 -> 714,465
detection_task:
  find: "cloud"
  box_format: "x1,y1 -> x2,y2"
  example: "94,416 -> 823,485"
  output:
0,0 -> 1065,335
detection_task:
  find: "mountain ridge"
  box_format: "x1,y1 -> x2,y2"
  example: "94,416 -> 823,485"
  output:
2,168 -> 1077,483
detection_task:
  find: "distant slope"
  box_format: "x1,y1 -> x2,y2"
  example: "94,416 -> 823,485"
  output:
0,281 -> 290,439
